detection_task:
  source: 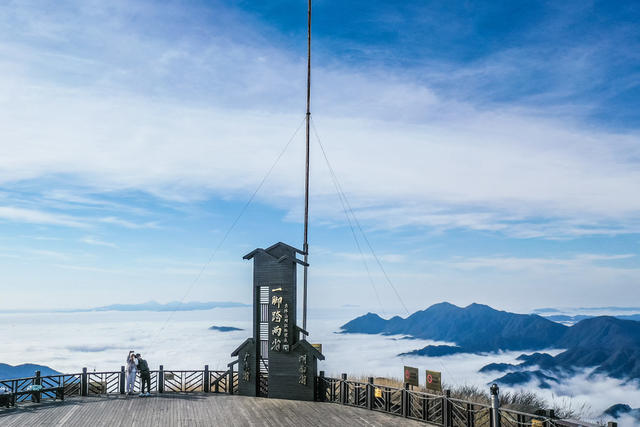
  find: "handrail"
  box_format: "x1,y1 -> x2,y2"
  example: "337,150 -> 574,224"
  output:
0,366 -> 237,407
318,375 -> 604,427
447,395 -> 491,408
1,373 -> 82,383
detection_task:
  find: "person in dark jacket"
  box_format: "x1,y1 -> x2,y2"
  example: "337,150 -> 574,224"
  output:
135,353 -> 151,397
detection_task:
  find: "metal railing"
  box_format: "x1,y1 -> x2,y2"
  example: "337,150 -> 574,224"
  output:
316,373 -> 603,427
1,372 -> 82,404
0,364 -> 238,407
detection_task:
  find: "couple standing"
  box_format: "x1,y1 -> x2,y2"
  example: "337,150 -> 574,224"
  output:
125,351 -> 151,397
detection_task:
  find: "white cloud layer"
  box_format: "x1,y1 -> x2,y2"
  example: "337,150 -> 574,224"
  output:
0,0 -> 638,238
1,309 -> 637,424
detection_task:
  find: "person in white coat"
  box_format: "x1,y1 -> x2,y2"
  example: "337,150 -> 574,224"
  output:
125,351 -> 138,395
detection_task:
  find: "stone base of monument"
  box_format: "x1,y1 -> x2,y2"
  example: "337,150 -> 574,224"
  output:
234,337 -> 323,401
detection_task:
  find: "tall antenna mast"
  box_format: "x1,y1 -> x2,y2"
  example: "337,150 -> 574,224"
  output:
302,0 -> 311,332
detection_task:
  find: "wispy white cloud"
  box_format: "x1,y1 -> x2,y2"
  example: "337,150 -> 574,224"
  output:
25,249 -> 73,260
81,236 -> 118,248
99,217 -> 159,229
52,263 -> 125,274
0,205 -> 159,231
444,253 -> 636,272
43,190 -> 150,216
0,246 -> 74,261
315,247 -> 407,264
0,206 -> 87,228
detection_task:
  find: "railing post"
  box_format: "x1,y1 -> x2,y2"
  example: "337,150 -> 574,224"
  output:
548,409 -> 555,427
33,370 -> 41,403
159,365 -> 164,394
443,389 -> 451,427
423,392 -> 429,421
341,373 -> 347,405
204,365 -> 209,393
541,409 -> 555,427
366,377 -> 373,410
229,364 -> 234,395
318,371 -> 325,402
402,383 -> 409,418
11,379 -> 17,406
81,368 -> 88,396
490,384 -> 501,427
120,366 -> 125,394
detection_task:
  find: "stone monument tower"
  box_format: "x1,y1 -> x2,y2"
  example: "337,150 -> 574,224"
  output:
231,242 -> 324,401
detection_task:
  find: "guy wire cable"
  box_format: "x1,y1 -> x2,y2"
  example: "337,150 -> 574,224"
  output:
147,116 -> 307,349
310,116 -> 457,384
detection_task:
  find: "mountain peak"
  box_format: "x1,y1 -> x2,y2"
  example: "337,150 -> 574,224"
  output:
465,303 -> 495,311
422,301 -> 461,314
431,301 -> 458,308
560,315 -> 640,349
340,312 -> 387,334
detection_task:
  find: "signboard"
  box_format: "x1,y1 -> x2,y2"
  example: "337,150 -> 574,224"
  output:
269,285 -> 291,353
425,370 -> 442,392
404,366 -> 419,387
311,343 -> 322,354
374,387 -> 382,398
531,420 -> 543,427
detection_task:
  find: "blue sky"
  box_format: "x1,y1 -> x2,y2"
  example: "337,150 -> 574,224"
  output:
0,0 -> 639,313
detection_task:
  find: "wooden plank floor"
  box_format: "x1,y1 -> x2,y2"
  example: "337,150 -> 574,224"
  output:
0,394 -> 429,426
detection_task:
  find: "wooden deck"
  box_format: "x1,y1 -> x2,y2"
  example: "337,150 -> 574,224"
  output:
0,394 -> 427,426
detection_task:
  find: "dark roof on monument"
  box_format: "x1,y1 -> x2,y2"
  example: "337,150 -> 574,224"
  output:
243,242 -> 308,266
231,337 -> 255,357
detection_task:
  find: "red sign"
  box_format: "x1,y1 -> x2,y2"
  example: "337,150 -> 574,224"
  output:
425,370 -> 442,392
403,366 -> 418,386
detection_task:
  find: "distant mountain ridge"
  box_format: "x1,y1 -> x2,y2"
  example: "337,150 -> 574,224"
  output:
535,306 -> 640,314
603,404 -> 640,421
534,306 -> 640,325
544,313 -> 640,324
0,301 -> 249,313
341,302 -> 567,352
0,363 -> 60,381
341,303 -> 640,386
209,325 -> 243,332
488,317 -> 640,385
87,301 -> 249,312
492,371 -> 559,389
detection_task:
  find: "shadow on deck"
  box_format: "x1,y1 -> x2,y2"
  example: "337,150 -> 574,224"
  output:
0,393 -> 429,426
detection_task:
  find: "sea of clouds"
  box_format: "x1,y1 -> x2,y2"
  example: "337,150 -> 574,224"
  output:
1,307 -> 639,424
